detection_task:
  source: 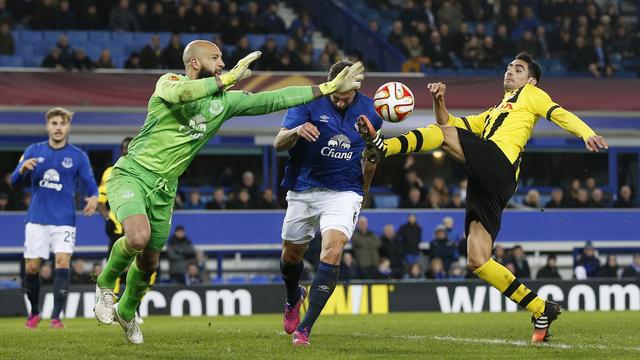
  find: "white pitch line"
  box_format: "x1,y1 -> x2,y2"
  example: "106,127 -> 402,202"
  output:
432,336 -> 640,352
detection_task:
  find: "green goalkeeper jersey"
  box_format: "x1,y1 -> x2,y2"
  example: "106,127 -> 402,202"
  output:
126,73 -> 314,180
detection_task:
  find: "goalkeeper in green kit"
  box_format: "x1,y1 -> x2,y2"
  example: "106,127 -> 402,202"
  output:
93,40 -> 365,344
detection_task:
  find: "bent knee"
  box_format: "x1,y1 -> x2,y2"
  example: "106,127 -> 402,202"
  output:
467,254 -> 490,272
281,251 -> 303,264
137,256 -> 159,273
320,247 -> 344,265
127,228 -> 151,250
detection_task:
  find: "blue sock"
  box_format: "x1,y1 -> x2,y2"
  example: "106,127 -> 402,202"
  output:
52,268 -> 70,320
24,273 -> 41,315
280,260 -> 303,306
297,262 -> 339,333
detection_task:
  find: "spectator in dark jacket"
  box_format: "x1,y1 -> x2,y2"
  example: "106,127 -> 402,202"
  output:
162,33 -> 184,69
613,185 -> 635,208
110,0 -> 138,31
536,254 -> 561,279
379,224 -> 405,279
621,253 -> 640,279
511,245 -> 531,279
257,188 -> 278,209
0,22 -> 15,55
339,252 -> 361,281
597,255 -> 619,278
140,35 -> 163,69
167,226 -> 196,284
397,213 -> 422,265
545,188 -> 565,208
430,224 -> 458,271
71,48 -> 94,71
425,257 -> 447,280
206,187 -> 226,210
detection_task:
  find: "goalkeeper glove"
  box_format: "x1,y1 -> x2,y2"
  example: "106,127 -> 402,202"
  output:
319,61 -> 365,95
219,51 -> 262,89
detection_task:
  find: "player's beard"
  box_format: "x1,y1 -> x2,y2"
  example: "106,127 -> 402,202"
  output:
197,67 -> 216,79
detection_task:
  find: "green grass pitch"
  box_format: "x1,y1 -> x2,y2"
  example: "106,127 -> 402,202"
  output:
1,312 -> 638,359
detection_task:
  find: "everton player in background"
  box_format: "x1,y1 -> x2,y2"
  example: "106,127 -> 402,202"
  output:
12,107 -> 99,329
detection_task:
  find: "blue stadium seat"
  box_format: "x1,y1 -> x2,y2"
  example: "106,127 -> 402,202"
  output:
0,280 -> 19,289
249,275 -> 270,284
373,194 -> 399,209
269,34 -> 288,50
223,45 -> 236,56
226,275 -> 248,284
180,33 -> 201,44
111,31 -> 135,44
85,45 -> 102,61
67,31 -> 89,43
43,31 -> 64,44
16,44 -> 35,56
89,31 -> 111,43
13,30 -> 42,43
24,57 -> 42,67
0,55 -> 24,67
133,31 -> 154,45
246,34 -> 266,50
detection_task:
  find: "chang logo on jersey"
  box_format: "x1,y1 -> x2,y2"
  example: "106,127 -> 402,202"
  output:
39,169 -> 63,191
321,134 -> 353,160
178,115 -> 207,140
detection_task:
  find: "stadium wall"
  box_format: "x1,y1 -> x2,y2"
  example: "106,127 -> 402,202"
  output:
0,71 -> 639,111
1,280 -> 638,317
0,210 -> 639,254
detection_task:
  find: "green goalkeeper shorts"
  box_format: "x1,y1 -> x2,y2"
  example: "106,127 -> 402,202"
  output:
106,156 -> 178,252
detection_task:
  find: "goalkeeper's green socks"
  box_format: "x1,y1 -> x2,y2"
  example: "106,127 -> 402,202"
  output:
97,236 -> 140,289
118,261 -> 151,321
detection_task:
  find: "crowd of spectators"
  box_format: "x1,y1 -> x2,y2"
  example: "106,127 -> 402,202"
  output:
390,156 -> 637,210
22,217 -> 640,285
0,1 -> 344,72
368,0 -> 639,76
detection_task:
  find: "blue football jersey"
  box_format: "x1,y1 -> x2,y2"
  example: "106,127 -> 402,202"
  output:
280,93 -> 383,195
11,142 -> 99,226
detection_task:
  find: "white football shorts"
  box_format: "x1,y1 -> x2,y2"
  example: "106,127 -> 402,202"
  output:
24,222 -> 76,259
281,189 -> 363,244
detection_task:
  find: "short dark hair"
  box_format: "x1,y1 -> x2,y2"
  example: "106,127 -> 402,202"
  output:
515,52 -> 542,84
328,60 -> 354,81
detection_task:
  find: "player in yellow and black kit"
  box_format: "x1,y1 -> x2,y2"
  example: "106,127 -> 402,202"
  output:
97,137 -> 156,310
357,53 -> 608,343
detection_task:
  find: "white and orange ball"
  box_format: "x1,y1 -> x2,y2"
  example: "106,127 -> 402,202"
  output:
373,82 -> 415,123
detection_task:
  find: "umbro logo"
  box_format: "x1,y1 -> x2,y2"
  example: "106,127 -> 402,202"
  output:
317,285 -> 330,293
319,115 -> 329,123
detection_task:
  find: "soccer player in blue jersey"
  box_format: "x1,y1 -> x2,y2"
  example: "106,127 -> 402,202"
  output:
273,60 -> 382,346
12,107 -> 99,329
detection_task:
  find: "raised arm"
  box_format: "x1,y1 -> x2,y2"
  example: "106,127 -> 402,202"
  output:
227,62 -> 365,117
427,82 -> 450,125
154,73 -> 220,104
427,82 -> 489,135
527,85 -> 608,152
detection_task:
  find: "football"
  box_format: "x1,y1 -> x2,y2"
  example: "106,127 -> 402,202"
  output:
373,82 -> 415,123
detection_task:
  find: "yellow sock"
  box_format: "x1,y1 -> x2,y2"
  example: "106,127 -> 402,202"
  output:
384,124 -> 444,156
114,277 -> 121,295
474,259 -> 546,318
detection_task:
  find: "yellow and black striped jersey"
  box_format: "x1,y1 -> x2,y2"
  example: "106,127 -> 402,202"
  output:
447,83 -> 596,178
98,166 -> 123,236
